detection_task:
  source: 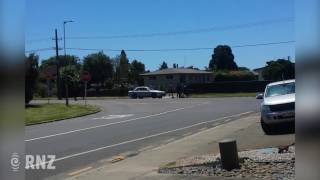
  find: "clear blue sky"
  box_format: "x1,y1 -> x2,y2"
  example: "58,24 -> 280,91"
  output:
26,0 -> 294,71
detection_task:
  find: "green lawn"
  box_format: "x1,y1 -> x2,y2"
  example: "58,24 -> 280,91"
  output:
189,92 -> 257,98
33,96 -> 129,100
25,103 -> 100,125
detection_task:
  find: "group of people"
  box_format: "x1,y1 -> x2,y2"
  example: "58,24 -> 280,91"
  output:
169,83 -> 189,98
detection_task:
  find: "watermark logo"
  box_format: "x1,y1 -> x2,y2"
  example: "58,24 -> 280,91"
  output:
25,154 -> 56,170
11,153 -> 56,171
10,153 -> 21,172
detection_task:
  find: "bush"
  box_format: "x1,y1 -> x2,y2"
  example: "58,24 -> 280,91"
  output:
214,70 -> 257,81
35,83 -> 48,98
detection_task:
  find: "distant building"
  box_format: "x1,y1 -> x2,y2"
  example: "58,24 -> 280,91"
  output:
253,67 -> 266,80
140,68 -> 213,90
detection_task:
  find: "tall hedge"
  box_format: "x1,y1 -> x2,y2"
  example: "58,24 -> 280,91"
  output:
186,81 -> 272,93
213,70 -> 257,81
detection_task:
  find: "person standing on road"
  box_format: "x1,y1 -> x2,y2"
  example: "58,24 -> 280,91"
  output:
176,83 -> 182,98
169,84 -> 174,98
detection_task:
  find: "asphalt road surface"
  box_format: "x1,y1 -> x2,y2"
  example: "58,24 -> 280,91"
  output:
26,97 -> 261,180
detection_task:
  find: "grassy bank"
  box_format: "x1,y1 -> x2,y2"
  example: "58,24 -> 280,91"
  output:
189,92 -> 257,98
33,96 -> 128,100
26,103 -> 100,125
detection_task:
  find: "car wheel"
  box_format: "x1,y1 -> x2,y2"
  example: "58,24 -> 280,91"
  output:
261,118 -> 274,135
131,94 -> 137,99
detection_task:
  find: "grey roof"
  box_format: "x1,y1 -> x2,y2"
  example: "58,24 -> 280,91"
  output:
141,68 -> 212,76
253,67 -> 265,71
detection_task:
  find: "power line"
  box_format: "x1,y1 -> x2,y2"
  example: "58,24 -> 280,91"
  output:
26,38 -> 54,44
25,47 -> 54,53
25,40 -> 295,53
67,18 -> 294,40
65,40 -> 295,52
26,17 -> 294,43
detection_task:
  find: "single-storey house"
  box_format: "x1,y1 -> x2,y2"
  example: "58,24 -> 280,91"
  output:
253,67 -> 266,81
140,68 -> 213,91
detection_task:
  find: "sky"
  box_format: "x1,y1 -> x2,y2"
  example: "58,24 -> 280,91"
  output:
26,0 -> 295,71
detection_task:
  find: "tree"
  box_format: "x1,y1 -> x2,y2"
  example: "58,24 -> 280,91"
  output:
262,59 -> 295,81
40,55 -> 80,99
60,65 -> 80,106
159,61 -> 168,70
41,55 -> 80,70
129,60 -> 145,85
83,51 -> 113,88
209,45 -> 238,71
119,50 -> 129,85
25,53 -> 39,104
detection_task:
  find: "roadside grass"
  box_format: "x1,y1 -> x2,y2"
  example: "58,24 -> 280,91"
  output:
33,96 -> 128,100
189,92 -> 257,98
25,103 -> 101,126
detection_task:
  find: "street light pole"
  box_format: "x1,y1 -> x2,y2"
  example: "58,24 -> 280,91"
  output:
63,20 -> 74,106
63,20 -> 74,58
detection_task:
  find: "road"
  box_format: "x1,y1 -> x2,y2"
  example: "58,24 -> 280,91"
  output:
26,97 -> 261,180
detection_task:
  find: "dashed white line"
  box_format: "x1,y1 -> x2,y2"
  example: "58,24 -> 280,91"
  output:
25,103 -> 205,142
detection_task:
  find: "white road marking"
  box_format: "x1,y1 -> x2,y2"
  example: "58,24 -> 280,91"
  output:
25,111 -> 253,168
25,103 -> 205,142
163,138 -> 176,143
93,114 -> 134,120
67,166 -> 92,176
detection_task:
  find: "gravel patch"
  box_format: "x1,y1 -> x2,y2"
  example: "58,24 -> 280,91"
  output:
159,146 -> 295,179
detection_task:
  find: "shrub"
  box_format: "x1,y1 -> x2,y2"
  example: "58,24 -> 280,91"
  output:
186,81 -> 272,93
214,70 -> 257,81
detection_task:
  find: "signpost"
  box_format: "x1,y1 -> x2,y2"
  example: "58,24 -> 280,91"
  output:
80,71 -> 91,106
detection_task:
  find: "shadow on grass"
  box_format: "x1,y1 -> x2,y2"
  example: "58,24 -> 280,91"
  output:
25,104 -> 43,108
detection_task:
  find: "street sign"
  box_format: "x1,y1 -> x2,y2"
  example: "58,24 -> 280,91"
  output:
42,65 -> 56,81
80,71 -> 91,106
80,71 -> 91,82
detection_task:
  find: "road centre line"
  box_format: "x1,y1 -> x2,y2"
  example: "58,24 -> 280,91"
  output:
25,111 -> 253,169
67,166 -> 92,176
25,103 -> 206,142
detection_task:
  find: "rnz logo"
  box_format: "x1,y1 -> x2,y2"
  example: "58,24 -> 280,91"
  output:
25,155 -> 56,170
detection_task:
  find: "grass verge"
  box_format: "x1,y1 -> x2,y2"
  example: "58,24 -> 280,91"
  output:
33,96 -> 128,100
189,92 -> 257,98
26,103 -> 101,126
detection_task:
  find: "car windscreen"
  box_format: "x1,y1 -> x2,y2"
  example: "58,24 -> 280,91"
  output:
265,82 -> 295,97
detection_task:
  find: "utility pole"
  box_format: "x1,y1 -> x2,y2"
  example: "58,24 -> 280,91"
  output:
54,29 -> 62,100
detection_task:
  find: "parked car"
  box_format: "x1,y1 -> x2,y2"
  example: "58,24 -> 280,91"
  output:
128,86 -> 166,99
256,79 -> 295,134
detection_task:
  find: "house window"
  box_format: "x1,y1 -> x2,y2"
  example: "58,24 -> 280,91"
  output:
149,76 -> 157,80
166,75 -> 173,79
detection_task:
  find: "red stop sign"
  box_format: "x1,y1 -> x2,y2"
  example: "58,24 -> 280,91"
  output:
80,71 -> 91,82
